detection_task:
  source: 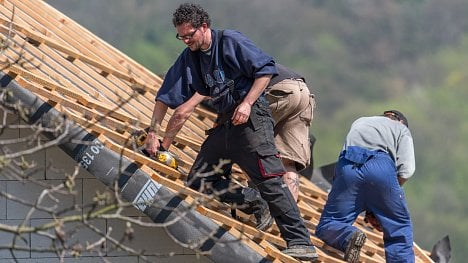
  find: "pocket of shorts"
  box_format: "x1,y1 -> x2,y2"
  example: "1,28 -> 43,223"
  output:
256,144 -> 285,178
267,89 -> 293,97
299,94 -> 315,124
266,88 -> 292,113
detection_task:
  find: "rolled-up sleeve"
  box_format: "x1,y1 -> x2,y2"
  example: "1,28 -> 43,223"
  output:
156,49 -> 205,108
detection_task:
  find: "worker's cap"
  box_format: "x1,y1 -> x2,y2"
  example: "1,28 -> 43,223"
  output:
383,110 -> 408,127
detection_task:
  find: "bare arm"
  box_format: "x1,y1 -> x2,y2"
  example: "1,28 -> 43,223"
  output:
145,100 -> 169,156
231,74 -> 272,126
398,177 -> 408,186
161,92 -> 207,150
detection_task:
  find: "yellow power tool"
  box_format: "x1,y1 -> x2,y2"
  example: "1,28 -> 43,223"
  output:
133,129 -> 179,170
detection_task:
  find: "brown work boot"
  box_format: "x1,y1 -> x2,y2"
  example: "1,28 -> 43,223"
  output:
344,230 -> 367,263
282,245 -> 319,262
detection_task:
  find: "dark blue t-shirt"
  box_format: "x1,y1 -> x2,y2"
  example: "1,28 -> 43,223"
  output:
155,49 -> 201,109
156,29 -> 277,112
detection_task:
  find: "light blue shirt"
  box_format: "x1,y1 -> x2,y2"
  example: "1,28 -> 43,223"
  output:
343,116 -> 415,179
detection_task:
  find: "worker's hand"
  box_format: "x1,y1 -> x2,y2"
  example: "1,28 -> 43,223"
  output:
232,101 -> 251,126
144,131 -> 161,157
364,211 -> 383,232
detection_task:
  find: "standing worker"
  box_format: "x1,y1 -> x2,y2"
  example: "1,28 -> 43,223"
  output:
315,110 -> 415,262
145,3 -> 318,261
266,63 -> 315,201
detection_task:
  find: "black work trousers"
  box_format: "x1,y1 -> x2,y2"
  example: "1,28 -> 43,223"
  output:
187,97 -> 312,247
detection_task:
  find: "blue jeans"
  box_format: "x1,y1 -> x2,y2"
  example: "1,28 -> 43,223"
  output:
315,147 -> 414,262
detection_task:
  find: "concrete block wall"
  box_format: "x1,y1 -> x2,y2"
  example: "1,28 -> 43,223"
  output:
0,110 -> 212,263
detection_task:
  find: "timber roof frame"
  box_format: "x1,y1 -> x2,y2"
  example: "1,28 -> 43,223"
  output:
0,1 -> 433,262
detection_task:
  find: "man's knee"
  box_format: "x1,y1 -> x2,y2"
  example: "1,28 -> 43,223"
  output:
282,158 -> 298,172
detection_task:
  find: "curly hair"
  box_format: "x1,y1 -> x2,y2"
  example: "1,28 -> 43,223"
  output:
172,3 -> 211,28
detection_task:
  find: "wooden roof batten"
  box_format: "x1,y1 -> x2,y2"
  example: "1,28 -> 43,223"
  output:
0,0 -> 434,262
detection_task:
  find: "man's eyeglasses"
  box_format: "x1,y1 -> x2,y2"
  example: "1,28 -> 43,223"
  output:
176,28 -> 198,40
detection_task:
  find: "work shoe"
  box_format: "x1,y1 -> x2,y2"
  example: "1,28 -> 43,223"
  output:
344,230 -> 367,263
253,201 -> 274,231
282,245 -> 319,262
238,189 -> 274,231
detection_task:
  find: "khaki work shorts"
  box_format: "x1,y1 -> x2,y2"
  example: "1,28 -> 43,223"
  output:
266,79 -> 316,171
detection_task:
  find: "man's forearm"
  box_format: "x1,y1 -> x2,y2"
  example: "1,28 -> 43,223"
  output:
150,101 -> 169,134
161,92 -> 206,149
398,176 -> 408,186
242,74 -> 272,106
162,111 -> 190,149
145,100 -> 169,156
231,75 -> 272,126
